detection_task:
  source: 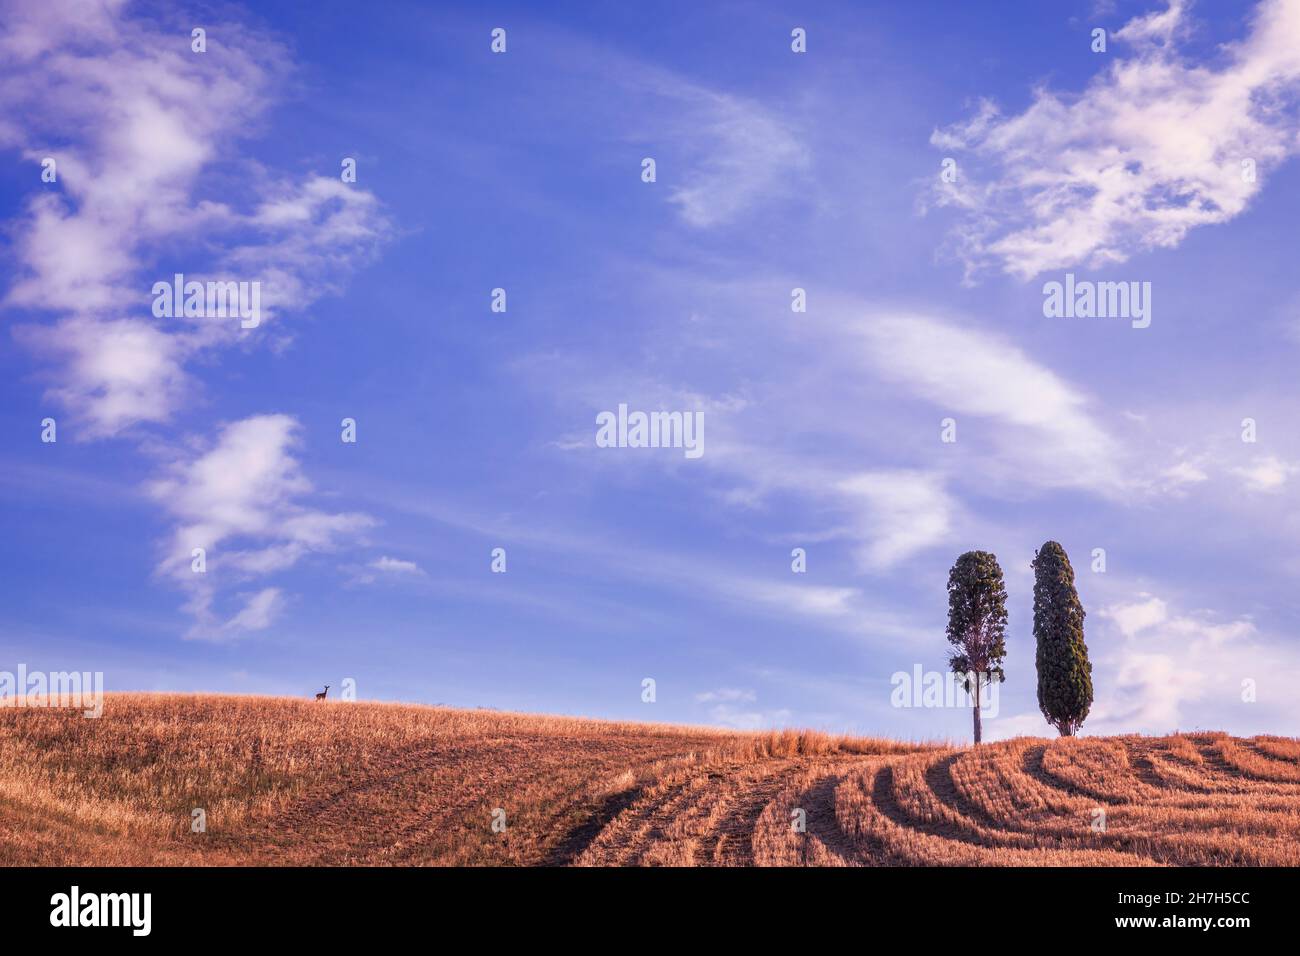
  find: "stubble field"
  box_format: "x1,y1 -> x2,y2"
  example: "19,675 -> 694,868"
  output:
1,693 -> 1296,866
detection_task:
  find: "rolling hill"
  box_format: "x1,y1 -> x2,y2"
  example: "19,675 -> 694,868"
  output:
1,693 -> 1296,866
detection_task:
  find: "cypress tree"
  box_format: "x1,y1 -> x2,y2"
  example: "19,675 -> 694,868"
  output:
946,551 -> 1008,745
1033,541 -> 1093,736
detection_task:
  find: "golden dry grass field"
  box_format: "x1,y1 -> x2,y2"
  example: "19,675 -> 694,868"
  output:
1,693 -> 1297,866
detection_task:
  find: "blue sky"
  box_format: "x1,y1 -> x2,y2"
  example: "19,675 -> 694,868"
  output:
3,0 -> 1300,741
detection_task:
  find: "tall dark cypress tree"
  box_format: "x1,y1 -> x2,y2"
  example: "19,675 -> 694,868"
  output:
1032,541 -> 1093,736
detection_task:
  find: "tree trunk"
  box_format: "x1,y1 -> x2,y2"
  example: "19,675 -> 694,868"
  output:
972,677 -> 982,745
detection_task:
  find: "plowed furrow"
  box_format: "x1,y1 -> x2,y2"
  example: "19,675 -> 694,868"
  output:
797,772 -> 858,865
751,762 -> 874,866
574,766 -> 721,866
859,763 -> 1156,866
1023,744 -> 1120,803
699,762 -> 799,866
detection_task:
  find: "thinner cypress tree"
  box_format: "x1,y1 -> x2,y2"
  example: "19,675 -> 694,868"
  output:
1033,541 -> 1093,736
946,551 -> 1008,745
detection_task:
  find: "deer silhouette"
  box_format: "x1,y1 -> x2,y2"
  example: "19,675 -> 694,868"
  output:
315,685 -> 330,701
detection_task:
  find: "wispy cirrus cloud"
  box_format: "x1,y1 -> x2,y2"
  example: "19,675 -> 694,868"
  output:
517,28 -> 811,230
222,587 -> 286,636
836,471 -> 954,570
929,0 -> 1300,280
533,290 -> 1131,575
858,312 -> 1124,493
660,88 -> 810,228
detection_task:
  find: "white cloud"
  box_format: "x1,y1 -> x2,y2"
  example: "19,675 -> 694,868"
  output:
223,588 -> 284,635
0,3 -> 392,642
370,556 -> 423,575
1161,458 -> 1209,488
691,567 -> 934,643
147,415 -> 372,639
224,176 -> 391,322
15,318 -> 192,438
1232,455 -> 1298,491
930,0 -> 1300,279
1099,594 -> 1168,636
345,555 -> 427,587
986,710 -> 1054,741
696,688 -> 792,730
539,300 -> 1130,573
0,5 -> 389,434
1090,593 -> 1299,735
1113,0 -> 1190,45
695,687 -> 757,703
860,313 -> 1122,491
759,581 -> 862,617
663,90 -> 810,228
706,704 -> 794,730
0,10 -> 282,315
837,471 -> 953,569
